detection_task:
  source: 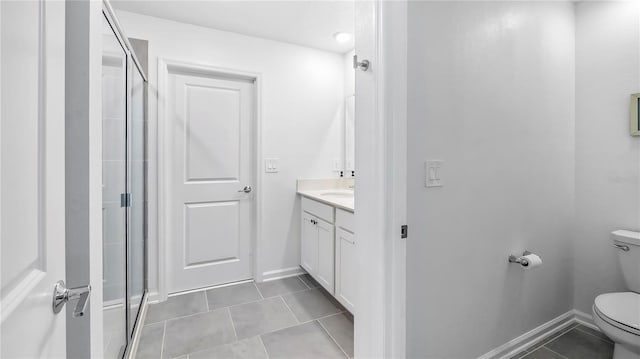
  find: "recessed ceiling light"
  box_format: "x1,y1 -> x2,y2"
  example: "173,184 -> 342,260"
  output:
333,32 -> 352,44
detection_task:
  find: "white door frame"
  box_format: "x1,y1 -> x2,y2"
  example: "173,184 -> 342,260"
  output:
65,0 -> 104,357
157,59 -> 262,301
354,1 -> 407,358
152,2 -> 409,356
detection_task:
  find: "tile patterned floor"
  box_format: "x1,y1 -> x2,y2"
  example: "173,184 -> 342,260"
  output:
135,275 -> 353,359
510,323 -> 614,359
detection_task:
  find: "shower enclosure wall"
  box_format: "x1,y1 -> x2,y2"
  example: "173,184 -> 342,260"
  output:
102,4 -> 147,358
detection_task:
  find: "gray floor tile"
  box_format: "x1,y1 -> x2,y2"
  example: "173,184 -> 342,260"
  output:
255,277 -> 308,298
145,292 -> 208,324
510,351 -> 529,359
282,288 -> 342,322
206,282 -> 263,310
162,309 -> 236,358
135,322 -> 165,359
528,330 -> 566,352
299,274 -> 321,289
261,321 -> 347,359
523,347 -> 567,359
574,324 -> 613,343
544,328 -> 614,359
319,313 -> 354,357
229,297 -> 298,339
189,337 -> 269,359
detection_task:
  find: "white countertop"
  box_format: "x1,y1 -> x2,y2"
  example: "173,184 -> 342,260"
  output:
297,189 -> 354,212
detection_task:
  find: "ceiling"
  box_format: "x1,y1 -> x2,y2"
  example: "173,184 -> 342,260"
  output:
110,0 -> 355,54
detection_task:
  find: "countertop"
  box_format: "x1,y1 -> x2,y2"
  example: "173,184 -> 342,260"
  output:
297,189 -> 354,212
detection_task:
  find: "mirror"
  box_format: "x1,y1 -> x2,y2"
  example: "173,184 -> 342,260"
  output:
345,94 -> 355,174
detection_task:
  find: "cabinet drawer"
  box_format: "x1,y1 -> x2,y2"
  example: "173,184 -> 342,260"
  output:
302,197 -> 334,223
336,208 -> 354,233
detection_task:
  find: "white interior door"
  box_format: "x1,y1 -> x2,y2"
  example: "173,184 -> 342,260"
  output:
0,0 -> 67,357
167,71 -> 254,293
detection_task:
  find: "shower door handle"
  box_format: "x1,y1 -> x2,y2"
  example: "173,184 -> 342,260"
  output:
52,280 -> 92,317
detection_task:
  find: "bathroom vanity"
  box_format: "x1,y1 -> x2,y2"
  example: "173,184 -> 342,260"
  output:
297,179 -> 356,313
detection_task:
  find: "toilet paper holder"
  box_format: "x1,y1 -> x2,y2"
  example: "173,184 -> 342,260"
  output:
509,250 -> 533,266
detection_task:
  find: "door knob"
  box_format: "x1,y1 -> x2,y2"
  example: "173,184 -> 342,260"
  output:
238,186 -> 252,193
52,280 -> 91,317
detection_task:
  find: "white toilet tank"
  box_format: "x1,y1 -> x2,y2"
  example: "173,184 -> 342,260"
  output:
611,230 -> 640,293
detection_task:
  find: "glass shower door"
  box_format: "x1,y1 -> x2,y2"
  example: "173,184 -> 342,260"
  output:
128,62 -> 146,338
101,13 -> 128,359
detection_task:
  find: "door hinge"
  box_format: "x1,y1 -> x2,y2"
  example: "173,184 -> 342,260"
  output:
120,193 -> 131,207
401,225 -> 408,239
353,55 -> 370,71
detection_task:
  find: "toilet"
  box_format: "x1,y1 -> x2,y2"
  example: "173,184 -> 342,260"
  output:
592,230 -> 640,359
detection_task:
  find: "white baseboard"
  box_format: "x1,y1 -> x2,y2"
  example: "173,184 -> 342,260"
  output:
146,290 -> 160,305
260,266 -> 305,282
573,309 -> 598,330
478,309 -> 600,359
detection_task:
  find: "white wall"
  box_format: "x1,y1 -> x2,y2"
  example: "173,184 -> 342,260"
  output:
115,11 -> 346,296
407,2 -> 576,357
573,1 -> 640,314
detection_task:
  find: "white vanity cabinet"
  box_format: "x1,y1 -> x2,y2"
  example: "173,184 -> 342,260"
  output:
300,196 -> 355,313
301,197 -> 335,294
316,219 -> 335,292
335,209 -> 356,313
301,212 -> 319,275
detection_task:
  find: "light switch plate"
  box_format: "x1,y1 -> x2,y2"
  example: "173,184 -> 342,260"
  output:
425,160 -> 444,187
265,158 -> 279,173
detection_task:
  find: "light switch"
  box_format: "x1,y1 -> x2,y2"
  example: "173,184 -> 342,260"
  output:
425,160 -> 443,187
265,158 -> 279,173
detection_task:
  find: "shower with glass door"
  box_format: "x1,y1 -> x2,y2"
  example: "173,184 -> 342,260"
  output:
101,4 -> 148,358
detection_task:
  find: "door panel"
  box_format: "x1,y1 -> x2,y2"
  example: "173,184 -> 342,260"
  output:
301,213 -> 318,274
168,71 -> 254,293
184,201 -> 240,267
0,0 -> 66,357
316,219 -> 335,293
184,85 -> 241,182
336,228 -> 356,312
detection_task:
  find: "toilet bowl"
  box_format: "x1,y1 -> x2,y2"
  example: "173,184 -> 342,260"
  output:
592,230 -> 640,359
592,292 -> 640,359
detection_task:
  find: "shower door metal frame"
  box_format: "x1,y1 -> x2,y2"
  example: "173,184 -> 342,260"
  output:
102,1 -> 149,357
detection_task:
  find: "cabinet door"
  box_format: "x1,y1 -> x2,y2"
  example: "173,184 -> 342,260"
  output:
316,219 -> 335,294
301,212 -> 318,275
336,228 -> 356,312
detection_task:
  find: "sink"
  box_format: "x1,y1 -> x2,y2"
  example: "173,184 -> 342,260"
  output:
319,190 -> 354,198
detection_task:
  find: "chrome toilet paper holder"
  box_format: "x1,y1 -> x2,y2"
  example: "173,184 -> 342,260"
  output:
509,250 -> 533,266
